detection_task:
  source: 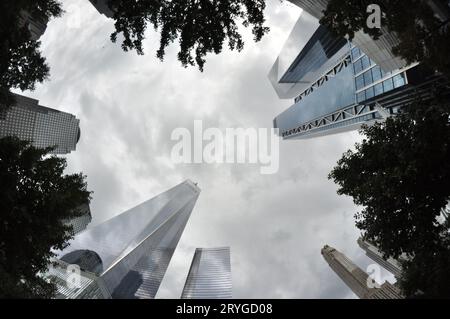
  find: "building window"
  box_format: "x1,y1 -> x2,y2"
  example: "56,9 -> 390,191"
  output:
361,55 -> 371,71
383,78 -> 394,92
365,87 -> 375,99
374,83 -> 384,96
364,70 -> 373,87
371,66 -> 382,82
351,47 -> 361,61
353,59 -> 363,74
357,91 -> 366,103
393,73 -> 406,88
356,75 -> 365,90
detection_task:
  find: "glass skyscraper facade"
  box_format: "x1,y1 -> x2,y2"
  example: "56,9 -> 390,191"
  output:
270,9 -> 444,140
64,204 -> 92,236
48,180 -> 201,299
181,247 -> 232,299
0,93 -> 80,154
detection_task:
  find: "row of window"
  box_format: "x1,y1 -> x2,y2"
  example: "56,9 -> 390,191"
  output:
356,73 -> 407,103
355,66 -> 394,90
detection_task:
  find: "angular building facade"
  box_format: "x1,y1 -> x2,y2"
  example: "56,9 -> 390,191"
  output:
181,247 -> 232,299
357,238 -> 403,278
288,0 -> 408,73
89,0 -> 115,18
48,180 -> 201,299
0,93 -> 80,154
19,10 -> 49,41
270,10 -> 447,140
321,245 -> 402,299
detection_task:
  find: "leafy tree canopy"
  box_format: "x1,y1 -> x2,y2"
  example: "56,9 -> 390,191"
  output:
0,137 -> 91,298
108,0 -> 269,71
329,87 -> 450,297
0,0 -> 62,112
320,0 -> 450,76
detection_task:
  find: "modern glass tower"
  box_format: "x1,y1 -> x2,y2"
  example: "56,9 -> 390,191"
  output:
181,247 -> 232,299
0,93 -> 80,154
357,238 -> 403,278
270,10 -> 447,140
321,245 -> 402,299
47,180 -> 201,299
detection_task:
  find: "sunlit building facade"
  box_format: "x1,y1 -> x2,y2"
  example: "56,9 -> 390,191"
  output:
48,180 -> 201,299
181,247 -> 232,299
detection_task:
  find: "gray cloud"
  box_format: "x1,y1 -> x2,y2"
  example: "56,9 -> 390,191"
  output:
20,0 -> 391,299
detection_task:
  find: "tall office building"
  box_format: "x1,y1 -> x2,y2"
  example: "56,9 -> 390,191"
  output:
321,245 -> 402,299
89,0 -> 115,18
64,204 -> 92,236
47,180 -> 201,299
288,0 -> 408,73
270,10 -> 447,140
357,238 -> 403,278
181,247 -> 232,299
0,93 -> 80,154
19,10 -> 49,41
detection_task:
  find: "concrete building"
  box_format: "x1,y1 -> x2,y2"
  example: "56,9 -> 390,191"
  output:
357,238 -> 403,278
321,245 -> 402,299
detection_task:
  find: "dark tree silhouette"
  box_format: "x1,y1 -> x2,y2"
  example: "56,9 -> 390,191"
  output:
0,137 -> 91,298
320,0 -> 450,76
0,0 -> 62,112
329,88 -> 450,298
107,0 -> 269,71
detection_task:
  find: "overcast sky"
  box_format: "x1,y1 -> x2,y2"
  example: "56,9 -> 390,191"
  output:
21,0 -> 396,298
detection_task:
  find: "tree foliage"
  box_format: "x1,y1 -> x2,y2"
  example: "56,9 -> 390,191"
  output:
0,0 -> 62,112
320,0 -> 450,76
329,88 -> 450,297
0,137 -> 91,298
108,0 -> 269,71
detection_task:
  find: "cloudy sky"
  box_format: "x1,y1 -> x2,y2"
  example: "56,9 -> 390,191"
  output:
21,0 -> 396,298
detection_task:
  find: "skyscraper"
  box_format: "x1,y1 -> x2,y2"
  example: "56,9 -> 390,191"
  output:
48,180 -> 201,299
287,0 -> 407,73
89,0 -> 115,18
321,245 -> 402,299
357,238 -> 403,278
0,93 -> 80,154
270,10 -> 447,140
19,10 -> 49,41
64,204 -> 92,236
181,247 -> 232,299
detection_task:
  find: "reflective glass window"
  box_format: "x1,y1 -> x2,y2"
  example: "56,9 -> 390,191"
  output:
364,70 -> 373,86
393,73 -> 406,88
365,87 -> 375,99
371,66 -> 382,82
356,75 -> 365,90
374,83 -> 384,96
351,47 -> 361,61
383,78 -> 394,92
361,56 -> 371,70
357,91 -> 366,103
353,59 -> 363,74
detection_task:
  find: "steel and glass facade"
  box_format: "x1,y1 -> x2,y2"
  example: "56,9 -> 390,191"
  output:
269,10 -> 446,140
0,93 -> 80,154
48,180 -> 201,299
64,204 -> 92,235
181,247 -> 232,299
